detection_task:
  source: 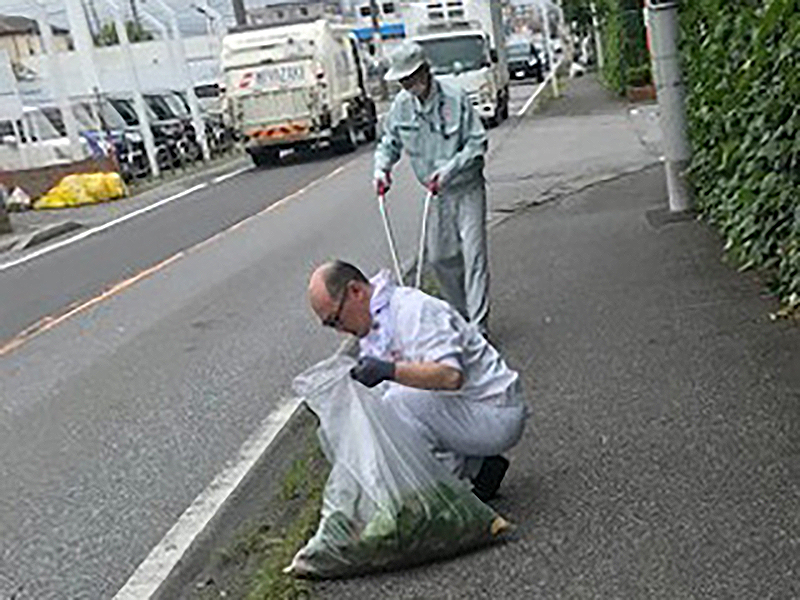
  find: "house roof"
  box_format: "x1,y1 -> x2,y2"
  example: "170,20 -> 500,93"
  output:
0,14 -> 69,36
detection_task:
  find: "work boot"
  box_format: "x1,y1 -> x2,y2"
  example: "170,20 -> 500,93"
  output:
471,455 -> 509,502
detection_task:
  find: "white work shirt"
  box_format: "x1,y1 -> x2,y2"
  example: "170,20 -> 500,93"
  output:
360,270 -> 519,405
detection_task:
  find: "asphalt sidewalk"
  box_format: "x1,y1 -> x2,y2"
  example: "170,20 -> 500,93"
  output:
314,77 -> 800,598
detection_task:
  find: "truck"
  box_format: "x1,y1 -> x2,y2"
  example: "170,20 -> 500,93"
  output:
221,19 -> 377,166
404,0 -> 510,126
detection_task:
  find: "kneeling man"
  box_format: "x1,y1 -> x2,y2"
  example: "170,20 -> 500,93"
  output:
307,260 -> 527,500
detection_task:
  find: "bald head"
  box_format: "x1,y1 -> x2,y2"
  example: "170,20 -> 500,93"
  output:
308,261 -> 373,337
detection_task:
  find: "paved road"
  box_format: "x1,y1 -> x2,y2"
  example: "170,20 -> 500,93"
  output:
0,82 -> 538,599
0,80 -> 539,346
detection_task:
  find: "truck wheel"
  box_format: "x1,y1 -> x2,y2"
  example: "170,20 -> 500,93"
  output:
487,106 -> 500,128
333,119 -> 358,153
364,120 -> 378,142
364,99 -> 378,142
500,92 -> 510,121
250,148 -> 279,167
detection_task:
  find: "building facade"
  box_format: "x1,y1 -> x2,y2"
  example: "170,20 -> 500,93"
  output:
247,1 -> 341,26
0,15 -> 71,75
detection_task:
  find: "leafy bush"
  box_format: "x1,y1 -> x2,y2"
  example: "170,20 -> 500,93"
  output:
679,0 -> 799,307
597,0 -> 651,92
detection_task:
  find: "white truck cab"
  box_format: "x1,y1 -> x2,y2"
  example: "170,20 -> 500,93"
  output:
406,0 -> 510,126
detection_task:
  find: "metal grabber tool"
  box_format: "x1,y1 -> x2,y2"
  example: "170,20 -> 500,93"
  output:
377,189 -> 434,289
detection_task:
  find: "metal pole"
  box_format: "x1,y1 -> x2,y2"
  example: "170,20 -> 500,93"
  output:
231,0 -> 246,26
589,1 -> 604,70
106,0 -> 160,177
415,191 -> 433,289
539,0 -> 558,97
11,118 -> 30,170
150,0 -> 211,161
35,2 -> 83,161
64,0 -> 102,90
646,0 -> 692,212
377,193 -> 404,285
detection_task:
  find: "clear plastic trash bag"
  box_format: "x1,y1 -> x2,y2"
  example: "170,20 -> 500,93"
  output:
285,354 -> 511,579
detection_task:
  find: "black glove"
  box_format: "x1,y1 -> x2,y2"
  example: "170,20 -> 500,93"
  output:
350,356 -> 395,388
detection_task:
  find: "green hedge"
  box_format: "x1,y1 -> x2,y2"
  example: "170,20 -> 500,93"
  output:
679,0 -> 799,308
597,0 -> 651,92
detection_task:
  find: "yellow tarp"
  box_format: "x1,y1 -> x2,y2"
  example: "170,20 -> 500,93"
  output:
35,172 -> 126,210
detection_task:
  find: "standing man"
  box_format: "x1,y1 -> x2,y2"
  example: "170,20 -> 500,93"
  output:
374,41 -> 491,335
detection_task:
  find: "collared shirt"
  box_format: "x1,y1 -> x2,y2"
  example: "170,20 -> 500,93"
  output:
374,79 -> 488,190
360,270 -> 519,404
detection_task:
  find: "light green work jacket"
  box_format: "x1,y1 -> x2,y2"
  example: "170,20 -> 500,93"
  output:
374,79 -> 487,191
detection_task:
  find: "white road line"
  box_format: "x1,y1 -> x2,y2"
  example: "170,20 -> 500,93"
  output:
212,166 -> 251,184
516,61 -> 563,118
517,79 -> 549,117
0,153 -> 359,356
0,183 -> 209,273
113,397 -> 304,600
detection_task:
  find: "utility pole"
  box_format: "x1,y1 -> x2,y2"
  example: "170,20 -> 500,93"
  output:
129,0 -> 141,35
231,0 -> 246,27
83,0 -> 102,38
65,0 -> 101,89
538,0 -> 558,97
646,0 -> 691,212
589,1 -> 604,70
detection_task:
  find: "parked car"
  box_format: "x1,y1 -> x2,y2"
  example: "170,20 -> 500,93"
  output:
506,39 -> 545,82
39,103 -> 147,181
530,33 -> 551,73
192,83 -> 224,116
78,101 -> 151,180
0,106 -> 91,170
171,90 -> 236,156
106,96 -> 185,170
142,93 -> 202,164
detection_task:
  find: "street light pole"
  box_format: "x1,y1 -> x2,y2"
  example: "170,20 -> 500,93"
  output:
646,0 -> 692,212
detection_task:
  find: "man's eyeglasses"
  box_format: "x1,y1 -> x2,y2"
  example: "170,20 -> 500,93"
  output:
322,285 -> 349,328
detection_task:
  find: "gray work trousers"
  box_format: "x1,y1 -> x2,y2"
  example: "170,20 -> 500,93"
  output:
425,178 -> 490,328
383,380 -> 527,480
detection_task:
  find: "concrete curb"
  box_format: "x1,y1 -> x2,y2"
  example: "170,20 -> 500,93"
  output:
114,399 -> 319,599
11,221 -> 83,252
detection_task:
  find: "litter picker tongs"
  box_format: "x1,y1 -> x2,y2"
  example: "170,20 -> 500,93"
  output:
377,189 -> 434,289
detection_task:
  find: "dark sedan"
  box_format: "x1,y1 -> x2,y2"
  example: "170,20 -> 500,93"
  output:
507,40 -> 545,82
